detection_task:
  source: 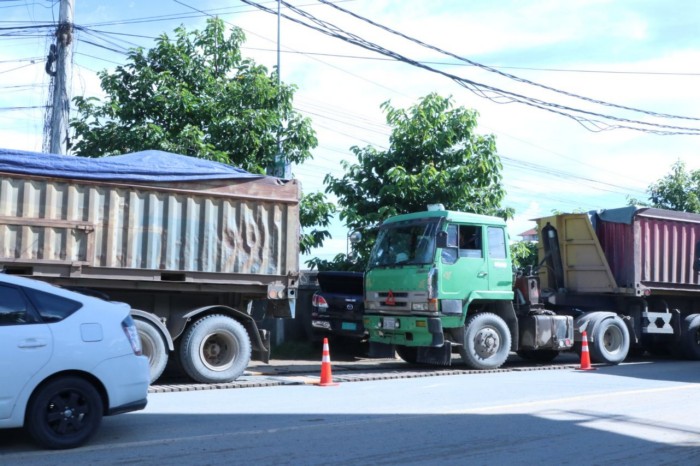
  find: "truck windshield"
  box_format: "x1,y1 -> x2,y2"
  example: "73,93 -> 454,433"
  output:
368,220 -> 440,268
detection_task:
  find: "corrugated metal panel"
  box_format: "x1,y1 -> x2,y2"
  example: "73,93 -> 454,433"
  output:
596,210 -> 700,290
596,218 -> 635,288
637,215 -> 700,287
0,173 -> 299,278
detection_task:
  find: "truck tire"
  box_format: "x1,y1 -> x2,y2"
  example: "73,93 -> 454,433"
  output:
459,312 -> 511,370
680,314 -> 700,360
135,319 -> 168,384
25,376 -> 103,449
589,316 -> 629,364
179,314 -> 252,384
396,345 -> 419,364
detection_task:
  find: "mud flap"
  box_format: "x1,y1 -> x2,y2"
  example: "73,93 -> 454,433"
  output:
417,342 -> 452,366
369,341 -> 396,358
252,329 -> 271,363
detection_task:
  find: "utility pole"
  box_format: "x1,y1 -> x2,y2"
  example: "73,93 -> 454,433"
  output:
267,0 -> 290,179
48,0 -> 74,154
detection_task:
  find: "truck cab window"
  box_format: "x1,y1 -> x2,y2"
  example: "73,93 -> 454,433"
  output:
441,225 -> 459,263
488,226 -> 506,259
459,225 -> 483,258
442,225 -> 483,262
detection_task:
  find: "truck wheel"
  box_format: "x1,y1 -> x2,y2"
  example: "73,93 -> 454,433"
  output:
179,314 -> 252,384
25,376 -> 103,450
135,319 -> 168,384
680,314 -> 700,360
396,345 -> 418,364
459,312 -> 511,370
516,349 -> 559,363
589,316 -> 629,364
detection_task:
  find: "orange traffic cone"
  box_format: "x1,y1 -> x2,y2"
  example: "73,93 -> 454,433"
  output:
317,337 -> 339,386
577,330 -> 596,371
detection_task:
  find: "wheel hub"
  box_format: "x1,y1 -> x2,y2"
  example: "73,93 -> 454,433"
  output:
204,341 -> 222,359
199,332 -> 237,371
475,328 -> 500,358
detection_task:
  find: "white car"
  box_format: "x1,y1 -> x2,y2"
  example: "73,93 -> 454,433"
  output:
0,273 -> 149,449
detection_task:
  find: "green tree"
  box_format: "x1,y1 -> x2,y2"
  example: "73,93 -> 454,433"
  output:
641,160 -> 700,213
510,240 -> 538,270
70,18 -> 334,251
325,93 -> 512,266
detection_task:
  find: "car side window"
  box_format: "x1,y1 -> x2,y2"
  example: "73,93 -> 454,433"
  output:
0,284 -> 31,325
24,288 -> 82,323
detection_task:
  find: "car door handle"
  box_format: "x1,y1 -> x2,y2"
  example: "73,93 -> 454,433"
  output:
18,338 -> 48,349
477,272 -> 488,278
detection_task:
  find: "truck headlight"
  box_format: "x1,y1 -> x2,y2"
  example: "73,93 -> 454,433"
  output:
412,302 -> 429,311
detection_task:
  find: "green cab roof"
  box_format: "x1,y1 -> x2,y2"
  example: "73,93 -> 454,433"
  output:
381,209 -> 507,227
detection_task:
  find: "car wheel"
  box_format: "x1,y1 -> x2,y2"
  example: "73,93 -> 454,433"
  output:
25,376 -> 103,450
135,318 -> 168,383
179,314 -> 251,384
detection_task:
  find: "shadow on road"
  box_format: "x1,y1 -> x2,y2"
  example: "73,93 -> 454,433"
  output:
3,404 -> 700,464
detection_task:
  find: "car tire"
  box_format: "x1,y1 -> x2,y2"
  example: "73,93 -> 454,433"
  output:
25,376 -> 103,450
179,314 -> 251,384
135,319 -> 169,384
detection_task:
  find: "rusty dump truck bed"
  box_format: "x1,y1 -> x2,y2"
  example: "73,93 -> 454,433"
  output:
536,206 -> 700,296
0,150 -> 300,294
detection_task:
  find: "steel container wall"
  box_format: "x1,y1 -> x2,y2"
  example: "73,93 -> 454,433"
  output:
0,173 -> 300,279
597,208 -> 700,290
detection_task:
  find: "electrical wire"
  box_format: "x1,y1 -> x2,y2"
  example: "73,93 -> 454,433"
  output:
240,0 -> 700,136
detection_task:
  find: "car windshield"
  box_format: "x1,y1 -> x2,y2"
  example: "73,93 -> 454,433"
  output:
368,220 -> 440,268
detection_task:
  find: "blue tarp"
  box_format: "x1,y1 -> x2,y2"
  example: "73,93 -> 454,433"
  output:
0,148 -> 262,182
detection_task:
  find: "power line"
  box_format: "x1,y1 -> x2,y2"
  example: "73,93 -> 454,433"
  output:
241,0 -> 700,136
317,0 -> 700,122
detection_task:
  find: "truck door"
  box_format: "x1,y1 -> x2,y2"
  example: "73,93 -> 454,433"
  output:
486,226 -> 512,292
440,224 -> 488,299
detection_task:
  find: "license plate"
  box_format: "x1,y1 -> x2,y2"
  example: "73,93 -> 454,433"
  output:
382,317 -> 396,329
341,322 -> 357,331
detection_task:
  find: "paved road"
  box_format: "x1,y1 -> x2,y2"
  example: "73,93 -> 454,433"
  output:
3,358 -> 700,465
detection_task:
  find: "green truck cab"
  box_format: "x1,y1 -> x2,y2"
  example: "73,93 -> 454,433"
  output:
364,205 -> 574,369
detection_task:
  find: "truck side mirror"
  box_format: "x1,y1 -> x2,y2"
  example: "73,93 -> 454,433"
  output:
436,231 -> 448,248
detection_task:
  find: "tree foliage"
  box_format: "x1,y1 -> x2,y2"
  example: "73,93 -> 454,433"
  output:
70,18 -> 334,251
510,240 -> 538,270
324,93 -> 512,266
71,18 -> 317,172
642,160 -> 700,213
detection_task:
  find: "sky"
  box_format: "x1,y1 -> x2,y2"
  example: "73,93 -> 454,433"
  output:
2,0 -> 700,266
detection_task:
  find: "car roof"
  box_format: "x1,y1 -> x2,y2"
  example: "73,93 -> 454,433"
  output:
0,273 -> 91,302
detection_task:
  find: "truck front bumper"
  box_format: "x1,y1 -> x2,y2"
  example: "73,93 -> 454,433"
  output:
364,315 -> 446,347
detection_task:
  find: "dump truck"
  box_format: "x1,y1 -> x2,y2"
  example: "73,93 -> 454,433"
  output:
363,205 -> 700,368
0,149 -> 300,384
